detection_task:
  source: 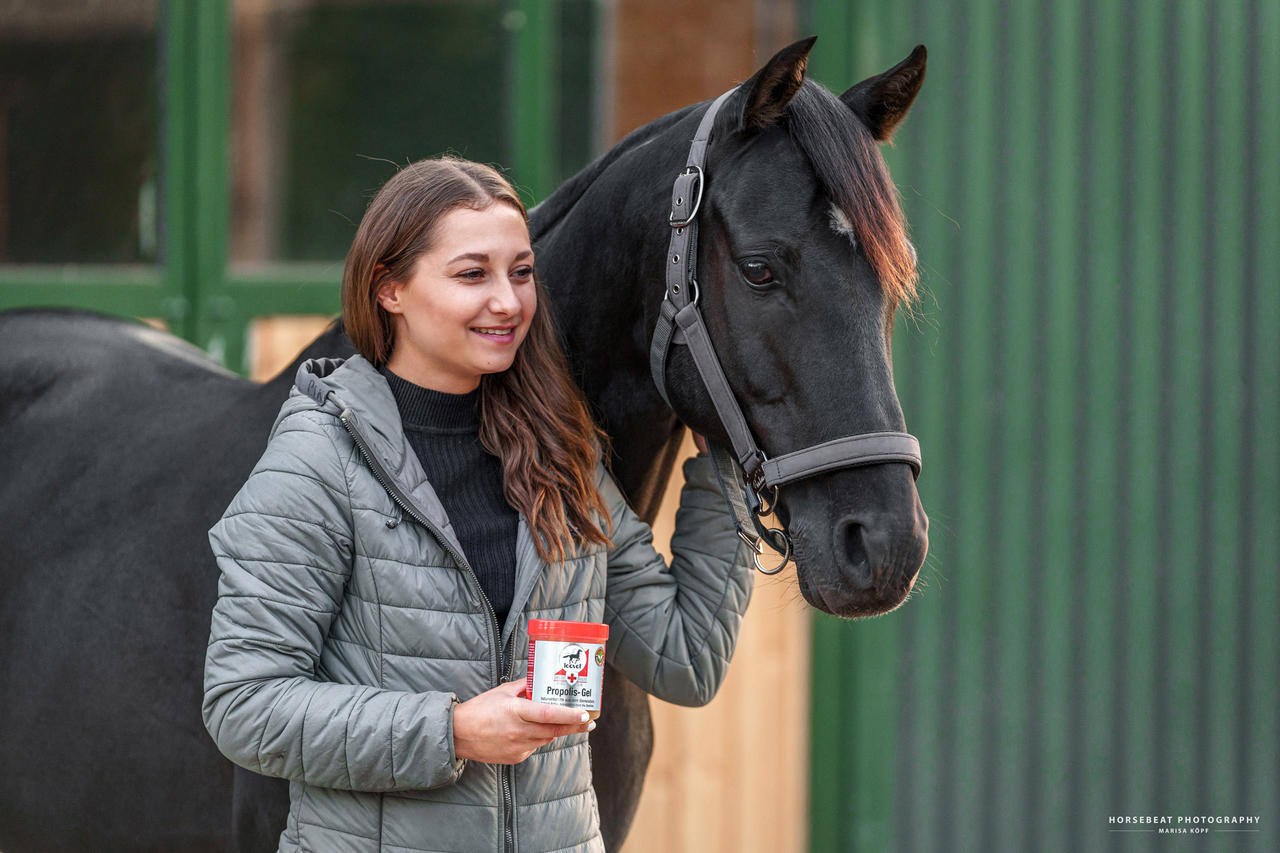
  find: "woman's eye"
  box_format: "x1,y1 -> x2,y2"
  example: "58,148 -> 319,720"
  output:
740,259 -> 775,287
512,265 -> 534,280
457,268 -> 485,280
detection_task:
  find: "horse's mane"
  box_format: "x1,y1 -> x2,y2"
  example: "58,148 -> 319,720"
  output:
773,81 -> 919,305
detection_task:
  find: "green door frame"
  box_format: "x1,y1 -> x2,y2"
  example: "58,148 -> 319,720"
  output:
0,0 -> 558,377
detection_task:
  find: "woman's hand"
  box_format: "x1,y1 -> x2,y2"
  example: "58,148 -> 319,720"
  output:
452,679 -> 594,765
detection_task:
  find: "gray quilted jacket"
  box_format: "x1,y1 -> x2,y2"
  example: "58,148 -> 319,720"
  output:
202,354 -> 754,853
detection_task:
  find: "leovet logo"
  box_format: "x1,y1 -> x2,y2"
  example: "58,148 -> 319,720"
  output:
556,644 -> 588,683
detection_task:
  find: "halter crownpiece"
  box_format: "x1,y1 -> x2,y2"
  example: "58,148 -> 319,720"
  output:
648,87 -> 924,574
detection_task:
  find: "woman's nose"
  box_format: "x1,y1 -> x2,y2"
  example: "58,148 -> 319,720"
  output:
488,278 -> 521,315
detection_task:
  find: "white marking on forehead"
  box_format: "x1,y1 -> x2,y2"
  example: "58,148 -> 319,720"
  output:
828,202 -> 920,273
828,203 -> 857,249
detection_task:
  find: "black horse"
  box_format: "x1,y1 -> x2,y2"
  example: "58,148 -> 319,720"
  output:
0,39 -> 926,851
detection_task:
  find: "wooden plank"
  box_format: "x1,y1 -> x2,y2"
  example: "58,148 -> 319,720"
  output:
247,315 -> 334,382
624,434 -> 809,853
611,0 -> 755,144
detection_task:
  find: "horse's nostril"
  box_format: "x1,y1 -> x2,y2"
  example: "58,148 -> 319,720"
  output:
836,517 -> 873,584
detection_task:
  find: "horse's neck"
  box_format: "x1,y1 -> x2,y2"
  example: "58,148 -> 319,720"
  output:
536,109 -> 703,511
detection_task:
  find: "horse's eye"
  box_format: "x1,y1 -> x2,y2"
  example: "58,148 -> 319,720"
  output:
740,259 -> 775,287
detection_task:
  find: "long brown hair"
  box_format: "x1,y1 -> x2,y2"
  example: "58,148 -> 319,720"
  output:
342,157 -> 611,563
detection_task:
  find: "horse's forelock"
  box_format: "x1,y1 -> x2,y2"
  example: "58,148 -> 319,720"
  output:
784,82 -> 919,306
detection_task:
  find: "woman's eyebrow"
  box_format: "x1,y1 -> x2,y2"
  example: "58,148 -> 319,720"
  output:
446,250 -> 533,264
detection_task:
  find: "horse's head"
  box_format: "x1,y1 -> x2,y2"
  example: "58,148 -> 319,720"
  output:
664,38 -> 929,618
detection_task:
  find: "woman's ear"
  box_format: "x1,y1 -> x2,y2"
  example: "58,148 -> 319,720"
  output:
374,265 -> 404,314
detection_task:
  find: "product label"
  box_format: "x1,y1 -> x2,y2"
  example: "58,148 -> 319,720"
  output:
526,638 -> 606,711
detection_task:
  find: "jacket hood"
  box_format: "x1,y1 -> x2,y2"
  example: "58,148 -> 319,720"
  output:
294,356 -> 348,406
294,354 -> 397,429
289,354 -> 469,561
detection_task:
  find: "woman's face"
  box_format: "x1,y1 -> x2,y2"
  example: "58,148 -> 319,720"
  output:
377,203 -> 537,393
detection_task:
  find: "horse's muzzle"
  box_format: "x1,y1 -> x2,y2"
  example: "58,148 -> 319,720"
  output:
784,464 -> 928,618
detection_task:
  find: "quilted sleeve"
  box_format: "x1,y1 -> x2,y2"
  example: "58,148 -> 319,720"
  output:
601,453 -> 754,707
202,410 -> 465,792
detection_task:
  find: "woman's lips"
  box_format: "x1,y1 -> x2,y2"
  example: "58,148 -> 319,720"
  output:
471,326 -> 517,343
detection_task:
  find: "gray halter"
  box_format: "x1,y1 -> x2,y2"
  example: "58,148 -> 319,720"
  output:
649,88 -> 923,574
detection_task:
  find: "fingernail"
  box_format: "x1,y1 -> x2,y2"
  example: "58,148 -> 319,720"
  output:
587,720 -> 597,732
579,711 -> 590,723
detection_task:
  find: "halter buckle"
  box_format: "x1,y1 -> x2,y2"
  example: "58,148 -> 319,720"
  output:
743,451 -> 768,495
668,166 -> 704,228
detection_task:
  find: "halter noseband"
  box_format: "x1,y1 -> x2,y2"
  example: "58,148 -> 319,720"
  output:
648,88 -> 923,575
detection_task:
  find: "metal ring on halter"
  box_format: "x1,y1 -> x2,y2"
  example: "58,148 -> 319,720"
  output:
687,277 -> 700,305
752,526 -> 792,575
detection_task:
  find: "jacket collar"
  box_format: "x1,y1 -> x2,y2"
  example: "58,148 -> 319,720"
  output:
295,355 -> 545,645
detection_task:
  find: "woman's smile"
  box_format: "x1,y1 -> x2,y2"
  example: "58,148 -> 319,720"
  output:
471,325 -> 518,342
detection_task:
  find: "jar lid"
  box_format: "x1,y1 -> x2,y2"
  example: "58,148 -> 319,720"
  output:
527,618 -> 610,644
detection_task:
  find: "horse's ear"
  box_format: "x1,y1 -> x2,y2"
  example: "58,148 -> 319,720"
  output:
840,44 -> 927,141
739,36 -> 818,129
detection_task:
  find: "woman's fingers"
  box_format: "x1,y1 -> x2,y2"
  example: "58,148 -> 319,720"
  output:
542,721 -> 594,738
455,679 -> 593,764
512,697 -> 590,727
496,679 -> 591,731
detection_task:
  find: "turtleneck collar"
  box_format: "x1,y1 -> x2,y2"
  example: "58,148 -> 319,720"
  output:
378,364 -> 480,433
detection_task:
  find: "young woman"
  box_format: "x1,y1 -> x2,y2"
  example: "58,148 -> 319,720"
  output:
202,157 -> 753,852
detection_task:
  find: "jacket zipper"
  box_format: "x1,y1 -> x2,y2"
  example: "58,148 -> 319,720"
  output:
339,409 -> 514,851
502,634 -> 517,853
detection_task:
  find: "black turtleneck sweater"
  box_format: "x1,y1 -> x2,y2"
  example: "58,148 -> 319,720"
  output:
379,365 -> 518,628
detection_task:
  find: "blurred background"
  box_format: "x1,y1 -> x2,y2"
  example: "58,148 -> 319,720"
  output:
0,0 -> 1276,851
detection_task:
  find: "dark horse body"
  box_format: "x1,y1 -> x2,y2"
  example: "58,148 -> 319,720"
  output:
0,40 -> 926,851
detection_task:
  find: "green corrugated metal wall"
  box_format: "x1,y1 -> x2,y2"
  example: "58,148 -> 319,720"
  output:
809,0 -> 1280,849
